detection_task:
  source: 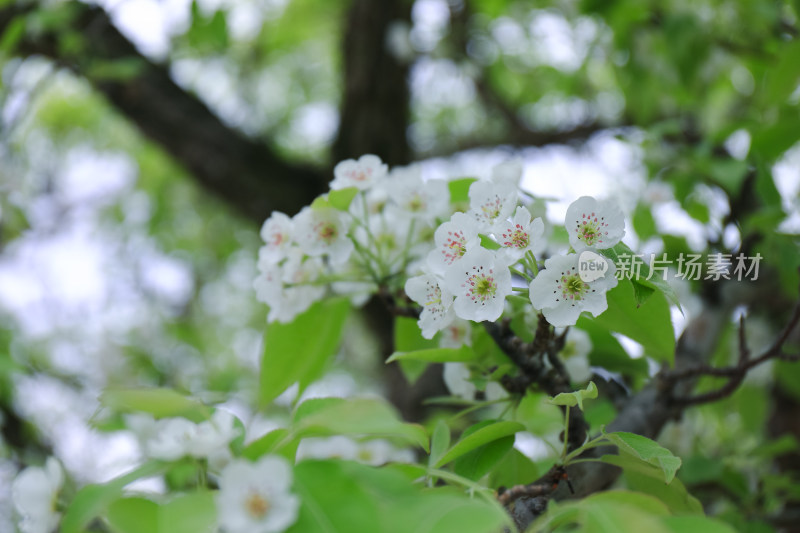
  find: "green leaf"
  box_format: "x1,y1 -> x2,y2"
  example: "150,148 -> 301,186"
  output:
294,397 -> 429,452
546,381 -> 598,410
106,497 -> 158,533
633,203 -> 657,240
434,420 -> 524,467
160,491 -> 217,533
242,428 -> 298,461
602,242 -> 682,312
328,187 -> 359,210
533,490 -> 674,533
99,388 -> 211,422
479,234 -> 501,250
386,346 -> 474,364
448,178 -> 478,205
429,419 -> 451,467
259,298 -> 350,406
0,15 -> 25,54
661,516 -> 736,533
453,435 -> 514,481
393,316 -> 436,384
591,280 -> 676,364
488,448 -> 540,489
107,492 -> 216,533
61,461 -> 165,533
290,460 -> 508,533
603,431 -> 682,483
601,455 -> 703,515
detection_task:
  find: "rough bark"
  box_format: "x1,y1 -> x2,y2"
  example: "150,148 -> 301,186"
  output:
332,0 -> 412,166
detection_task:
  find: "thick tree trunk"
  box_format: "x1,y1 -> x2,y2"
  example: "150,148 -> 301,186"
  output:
332,0 -> 412,166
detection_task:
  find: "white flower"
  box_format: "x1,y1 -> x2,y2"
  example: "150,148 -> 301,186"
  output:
216,456 -> 300,533
293,206 -> 354,265
560,328 -> 593,383
354,439 -> 415,466
405,273 -> 455,339
494,206 -> 545,263
12,457 -> 64,533
296,436 -> 359,462
186,409 -> 240,458
490,158 -> 523,187
467,180 -> 518,232
331,154 -> 388,190
444,247 -> 512,322
443,363 -> 507,401
144,417 -> 198,461
529,254 -> 618,327
386,165 -> 450,223
438,318 -> 472,349
259,212 -> 295,265
254,250 -> 326,323
426,212 -> 480,276
565,196 -> 625,252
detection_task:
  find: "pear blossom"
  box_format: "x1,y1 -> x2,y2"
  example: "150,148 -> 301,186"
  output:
438,318 -> 472,349
135,411 -> 239,461
254,250 -> 326,323
443,363 -> 507,401
216,456 -> 300,533
293,206 -> 354,265
560,328 -> 593,383
529,253 -> 618,327
186,409 -> 240,458
331,154 -> 387,190
467,179 -> 518,232
12,457 -> 64,533
258,212 -> 294,264
494,206 -> 545,263
354,439 -> 415,466
565,196 -> 625,252
426,212 -> 480,276
296,436 -> 359,462
444,247 -> 512,322
386,165 -> 450,223
145,417 -> 198,461
405,273 -> 455,339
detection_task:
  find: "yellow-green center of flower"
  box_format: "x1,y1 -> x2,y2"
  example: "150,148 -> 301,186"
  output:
245,492 -> 271,519
559,273 -> 589,301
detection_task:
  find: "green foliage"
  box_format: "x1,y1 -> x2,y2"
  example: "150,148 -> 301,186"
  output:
290,460 -> 510,533
591,281 -> 676,364
434,420 -> 524,468
107,492 -> 217,533
61,462 -> 166,533
259,298 -> 351,406
99,388 -> 212,422
547,381 -> 598,410
602,431 -> 683,484
293,397 -> 429,452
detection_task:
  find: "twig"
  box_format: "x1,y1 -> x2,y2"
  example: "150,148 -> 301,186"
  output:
666,300 -> 800,406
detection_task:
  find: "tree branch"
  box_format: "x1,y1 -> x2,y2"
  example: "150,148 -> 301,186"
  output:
332,0 -> 412,165
2,2 -> 328,224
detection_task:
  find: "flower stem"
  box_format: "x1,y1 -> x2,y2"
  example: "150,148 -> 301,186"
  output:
561,405 -> 570,462
510,266 -> 532,282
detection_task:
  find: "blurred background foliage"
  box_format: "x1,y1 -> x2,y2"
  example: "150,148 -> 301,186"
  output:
0,0 -> 799,530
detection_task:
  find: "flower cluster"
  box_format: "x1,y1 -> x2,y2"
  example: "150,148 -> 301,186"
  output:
254,155 -> 451,323
127,409 -> 239,465
254,155 -> 627,333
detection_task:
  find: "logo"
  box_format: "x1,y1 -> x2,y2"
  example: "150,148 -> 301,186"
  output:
578,251 -> 608,282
